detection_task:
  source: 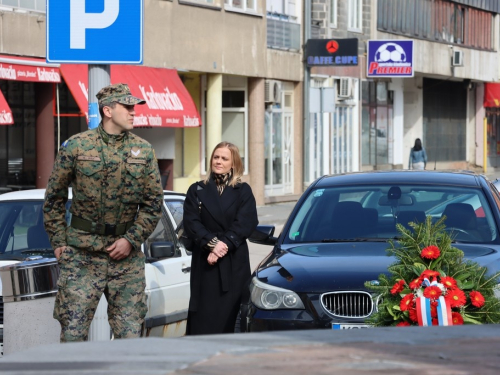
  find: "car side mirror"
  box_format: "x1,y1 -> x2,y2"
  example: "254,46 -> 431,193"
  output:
148,242 -> 175,262
249,225 -> 278,246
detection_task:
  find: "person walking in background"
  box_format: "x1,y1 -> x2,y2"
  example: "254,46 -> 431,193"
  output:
183,141 -> 259,335
43,83 -> 164,342
409,138 -> 428,170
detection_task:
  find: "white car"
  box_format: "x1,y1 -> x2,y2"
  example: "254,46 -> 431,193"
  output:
0,189 -> 190,344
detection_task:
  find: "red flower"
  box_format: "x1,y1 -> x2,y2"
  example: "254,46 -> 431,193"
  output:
391,280 -> 405,295
423,286 -> 442,300
421,270 -> 440,279
400,293 -> 414,312
409,278 -> 422,289
445,288 -> 466,308
396,321 -> 411,327
408,307 -> 418,322
421,245 -> 441,260
469,291 -> 485,308
432,318 -> 439,326
452,312 -> 464,325
440,276 -> 457,290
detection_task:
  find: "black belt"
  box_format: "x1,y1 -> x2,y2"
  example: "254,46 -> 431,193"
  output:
70,216 -> 134,236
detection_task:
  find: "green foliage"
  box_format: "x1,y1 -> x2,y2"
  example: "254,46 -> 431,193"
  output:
365,216 -> 500,326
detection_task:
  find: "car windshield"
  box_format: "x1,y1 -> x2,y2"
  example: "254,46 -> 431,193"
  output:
0,200 -> 71,260
285,184 -> 498,244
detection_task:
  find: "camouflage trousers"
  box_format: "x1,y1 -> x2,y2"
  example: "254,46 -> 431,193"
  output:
54,246 -> 148,342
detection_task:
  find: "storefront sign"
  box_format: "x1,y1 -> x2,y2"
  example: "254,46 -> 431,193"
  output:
367,40 -> 414,77
113,65 -> 201,127
306,39 -> 358,67
59,64 -> 201,127
0,60 -> 60,83
0,88 -> 13,125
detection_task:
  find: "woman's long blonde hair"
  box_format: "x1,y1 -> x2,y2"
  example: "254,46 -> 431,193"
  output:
205,141 -> 243,187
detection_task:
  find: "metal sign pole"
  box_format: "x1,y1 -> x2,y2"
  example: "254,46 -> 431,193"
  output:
88,65 -> 111,129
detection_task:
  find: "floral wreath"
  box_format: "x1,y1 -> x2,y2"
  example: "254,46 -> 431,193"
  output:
366,216 -> 500,327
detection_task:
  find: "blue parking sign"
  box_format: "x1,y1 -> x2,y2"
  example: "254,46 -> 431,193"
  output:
47,0 -> 143,64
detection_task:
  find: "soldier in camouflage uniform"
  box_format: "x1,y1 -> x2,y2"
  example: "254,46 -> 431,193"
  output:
43,83 -> 163,342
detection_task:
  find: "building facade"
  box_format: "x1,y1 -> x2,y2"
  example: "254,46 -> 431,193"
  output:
303,0 -> 499,181
372,0 -> 499,171
0,0 -> 304,205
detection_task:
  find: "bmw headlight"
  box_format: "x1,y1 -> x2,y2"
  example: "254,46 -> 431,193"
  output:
250,277 -> 305,310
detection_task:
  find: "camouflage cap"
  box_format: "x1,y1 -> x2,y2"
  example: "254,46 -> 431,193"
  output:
96,83 -> 146,106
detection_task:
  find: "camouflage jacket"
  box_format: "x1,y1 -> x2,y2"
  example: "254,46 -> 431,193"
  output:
43,124 -> 163,252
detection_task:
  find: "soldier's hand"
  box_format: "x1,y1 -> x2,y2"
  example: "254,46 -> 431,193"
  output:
107,238 -> 133,260
54,246 -> 67,260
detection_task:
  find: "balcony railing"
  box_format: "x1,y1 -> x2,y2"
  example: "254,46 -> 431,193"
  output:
267,17 -> 300,51
0,0 -> 46,13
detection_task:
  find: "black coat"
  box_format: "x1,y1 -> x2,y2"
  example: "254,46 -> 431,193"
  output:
183,179 -> 258,335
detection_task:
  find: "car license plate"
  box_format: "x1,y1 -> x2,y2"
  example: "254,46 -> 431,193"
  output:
332,323 -> 370,330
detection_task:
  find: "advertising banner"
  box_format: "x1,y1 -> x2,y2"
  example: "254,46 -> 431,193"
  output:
367,40 -> 414,78
306,39 -> 358,67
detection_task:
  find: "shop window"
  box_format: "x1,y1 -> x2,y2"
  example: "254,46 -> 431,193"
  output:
361,81 -> 393,167
0,80 -> 36,188
202,82 -> 248,174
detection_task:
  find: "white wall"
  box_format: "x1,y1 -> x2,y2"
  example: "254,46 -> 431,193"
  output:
475,84 -> 486,167
132,128 -> 176,160
402,77 -> 424,169
389,78 -> 404,167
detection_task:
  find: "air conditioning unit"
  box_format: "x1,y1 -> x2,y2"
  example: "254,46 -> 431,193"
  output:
452,50 -> 464,67
338,78 -> 353,99
265,79 -> 282,103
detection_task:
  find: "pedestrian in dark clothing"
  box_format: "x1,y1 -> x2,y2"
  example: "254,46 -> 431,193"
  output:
409,138 -> 428,170
183,141 -> 258,335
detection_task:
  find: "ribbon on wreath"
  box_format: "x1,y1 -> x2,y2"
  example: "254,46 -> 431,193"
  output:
437,296 -> 453,326
416,296 -> 432,326
416,296 -> 453,326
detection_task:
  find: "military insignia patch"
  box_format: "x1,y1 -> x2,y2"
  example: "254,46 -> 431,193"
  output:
131,147 -> 141,157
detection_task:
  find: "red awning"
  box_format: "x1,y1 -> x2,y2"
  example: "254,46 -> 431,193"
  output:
111,65 -> 201,127
0,88 -> 13,125
484,83 -> 500,107
0,54 -> 60,83
59,64 -> 201,128
59,64 -> 89,118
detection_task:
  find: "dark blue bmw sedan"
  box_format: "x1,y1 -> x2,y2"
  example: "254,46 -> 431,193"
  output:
242,170 -> 500,332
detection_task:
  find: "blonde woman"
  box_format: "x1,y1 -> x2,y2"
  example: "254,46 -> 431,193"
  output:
183,141 -> 258,335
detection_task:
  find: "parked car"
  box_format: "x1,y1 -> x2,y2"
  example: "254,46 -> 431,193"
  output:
492,178 -> 500,192
0,189 -> 190,346
242,170 -> 500,332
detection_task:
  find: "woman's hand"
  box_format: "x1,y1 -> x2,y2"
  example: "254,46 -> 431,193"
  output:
207,252 -> 219,265
212,241 -> 228,258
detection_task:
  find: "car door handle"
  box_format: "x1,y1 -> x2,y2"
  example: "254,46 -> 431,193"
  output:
182,266 -> 191,273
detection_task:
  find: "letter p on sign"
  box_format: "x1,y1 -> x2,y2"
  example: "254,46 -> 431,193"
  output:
70,0 -> 119,49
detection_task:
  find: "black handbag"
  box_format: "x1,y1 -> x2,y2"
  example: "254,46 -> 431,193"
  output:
177,194 -> 201,251
178,222 -> 195,251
